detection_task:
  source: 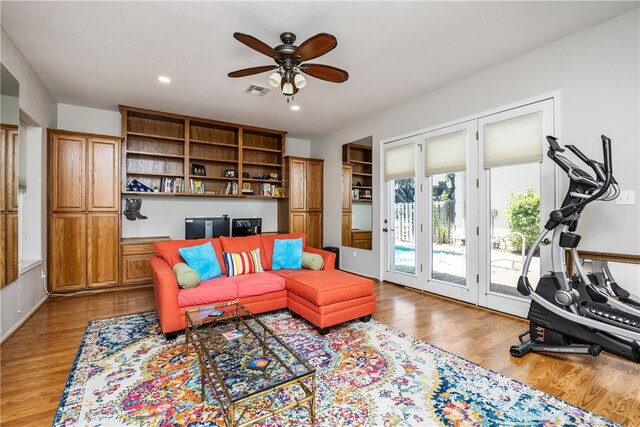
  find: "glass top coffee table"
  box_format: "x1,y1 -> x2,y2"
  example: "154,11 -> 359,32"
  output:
185,301 -> 316,427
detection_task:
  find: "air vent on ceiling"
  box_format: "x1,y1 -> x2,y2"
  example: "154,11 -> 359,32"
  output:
245,84 -> 270,96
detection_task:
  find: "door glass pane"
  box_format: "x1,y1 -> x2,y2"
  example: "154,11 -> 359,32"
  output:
489,162 -> 541,297
431,172 -> 466,286
391,177 -> 416,274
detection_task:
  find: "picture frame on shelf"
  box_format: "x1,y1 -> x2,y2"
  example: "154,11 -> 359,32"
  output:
192,164 -> 206,176
224,169 -> 237,178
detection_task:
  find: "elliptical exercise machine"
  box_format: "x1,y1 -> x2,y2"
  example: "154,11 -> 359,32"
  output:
510,135 -> 640,362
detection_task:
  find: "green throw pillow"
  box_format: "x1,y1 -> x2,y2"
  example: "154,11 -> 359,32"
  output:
173,262 -> 200,289
301,252 -> 324,271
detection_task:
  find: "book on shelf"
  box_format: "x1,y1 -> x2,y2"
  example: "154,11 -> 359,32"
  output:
189,179 -> 205,194
160,177 -> 185,193
224,181 -> 238,195
258,183 -> 282,197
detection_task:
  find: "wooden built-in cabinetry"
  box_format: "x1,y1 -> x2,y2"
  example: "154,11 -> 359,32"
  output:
278,157 -> 324,249
1,125 -> 19,287
48,130 -> 122,292
342,143 -> 373,249
121,236 -> 170,285
121,106 -> 286,198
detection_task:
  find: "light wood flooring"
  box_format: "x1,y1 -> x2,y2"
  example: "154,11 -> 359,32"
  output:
1,281 -> 638,426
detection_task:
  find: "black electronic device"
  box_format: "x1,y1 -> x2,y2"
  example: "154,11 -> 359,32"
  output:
185,216 -> 230,239
231,218 -> 262,236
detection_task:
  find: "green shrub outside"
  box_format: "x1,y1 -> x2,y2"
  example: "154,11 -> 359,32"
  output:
506,188 -> 540,253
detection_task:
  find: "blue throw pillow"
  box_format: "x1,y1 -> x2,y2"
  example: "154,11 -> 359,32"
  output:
272,238 -> 303,270
178,242 -> 222,281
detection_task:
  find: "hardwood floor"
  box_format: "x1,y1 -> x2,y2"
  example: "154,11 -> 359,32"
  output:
1,281 -> 638,426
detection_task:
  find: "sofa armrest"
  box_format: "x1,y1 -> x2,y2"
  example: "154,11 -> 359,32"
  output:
305,247 -> 336,270
150,256 -> 181,333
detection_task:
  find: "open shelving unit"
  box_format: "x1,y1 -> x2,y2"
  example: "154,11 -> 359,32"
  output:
120,106 -> 286,199
343,143 -> 373,202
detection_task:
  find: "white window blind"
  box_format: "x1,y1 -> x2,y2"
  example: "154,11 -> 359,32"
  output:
384,142 -> 415,181
483,111 -> 543,168
424,130 -> 466,176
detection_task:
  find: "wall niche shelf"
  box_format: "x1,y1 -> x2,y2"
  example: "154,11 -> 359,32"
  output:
121,106 -> 286,198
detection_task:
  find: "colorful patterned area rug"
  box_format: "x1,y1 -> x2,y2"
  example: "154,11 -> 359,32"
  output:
53,311 -> 619,427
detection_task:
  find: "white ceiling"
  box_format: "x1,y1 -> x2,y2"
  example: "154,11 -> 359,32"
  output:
1,1 -> 637,139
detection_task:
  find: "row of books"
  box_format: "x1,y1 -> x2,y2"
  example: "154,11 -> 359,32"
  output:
224,181 -> 239,195
190,179 -> 205,194
259,183 -> 283,197
161,177 -> 185,193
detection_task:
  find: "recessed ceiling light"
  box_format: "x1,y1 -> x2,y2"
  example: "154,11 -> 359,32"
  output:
291,105 -> 300,111
158,76 -> 171,83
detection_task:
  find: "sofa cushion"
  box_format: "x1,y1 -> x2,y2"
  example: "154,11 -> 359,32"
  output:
224,249 -> 264,277
220,235 -> 269,270
261,233 -> 306,268
302,252 -> 324,271
277,269 -> 374,306
272,238 -> 303,270
177,275 -> 238,308
179,242 -> 222,280
154,238 -> 227,275
234,272 -> 286,298
172,262 -> 200,289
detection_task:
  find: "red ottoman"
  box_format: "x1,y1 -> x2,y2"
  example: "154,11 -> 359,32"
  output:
273,269 -> 376,333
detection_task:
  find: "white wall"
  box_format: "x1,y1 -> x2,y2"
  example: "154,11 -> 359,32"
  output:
121,196 -> 279,239
1,28 -> 57,341
1,94 -> 18,124
285,137 -> 311,158
57,103 -> 121,136
312,10 -> 640,280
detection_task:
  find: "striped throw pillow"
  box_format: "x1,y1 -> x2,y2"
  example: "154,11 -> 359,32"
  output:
223,248 -> 264,277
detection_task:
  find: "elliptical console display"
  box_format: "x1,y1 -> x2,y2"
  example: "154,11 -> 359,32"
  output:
510,135 -> 640,362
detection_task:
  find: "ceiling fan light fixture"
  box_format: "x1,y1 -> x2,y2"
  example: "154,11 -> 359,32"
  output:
267,71 -> 282,88
294,73 -> 307,89
282,82 -> 294,96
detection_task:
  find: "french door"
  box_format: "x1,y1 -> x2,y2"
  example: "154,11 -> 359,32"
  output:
383,97 -> 556,317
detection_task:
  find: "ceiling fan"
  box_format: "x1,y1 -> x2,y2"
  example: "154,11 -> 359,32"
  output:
228,32 -> 349,98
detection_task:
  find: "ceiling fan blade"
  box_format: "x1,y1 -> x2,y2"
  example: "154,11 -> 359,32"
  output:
228,65 -> 277,78
233,33 -> 277,58
294,33 -> 337,61
301,64 -> 349,83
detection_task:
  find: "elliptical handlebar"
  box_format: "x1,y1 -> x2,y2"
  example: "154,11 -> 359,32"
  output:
548,135 -> 614,223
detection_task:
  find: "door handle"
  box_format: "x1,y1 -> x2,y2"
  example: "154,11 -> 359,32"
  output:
382,228 -> 388,232
540,238 -> 551,246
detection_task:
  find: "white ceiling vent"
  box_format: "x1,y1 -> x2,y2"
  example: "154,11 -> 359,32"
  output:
245,84 -> 270,96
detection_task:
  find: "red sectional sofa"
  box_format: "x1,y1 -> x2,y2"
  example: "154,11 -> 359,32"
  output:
150,232 -> 376,339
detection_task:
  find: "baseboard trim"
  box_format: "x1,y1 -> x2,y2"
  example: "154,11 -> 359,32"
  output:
0,294 -> 49,344
338,267 -> 379,281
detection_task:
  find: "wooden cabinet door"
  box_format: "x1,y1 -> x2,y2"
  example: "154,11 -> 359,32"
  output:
122,254 -> 153,284
306,212 -> 322,249
1,128 -> 6,212
6,129 -> 19,212
50,214 -> 87,291
289,159 -> 306,211
5,213 -> 18,284
342,164 -> 352,211
342,212 -> 352,246
88,138 -> 120,211
0,213 -> 5,287
290,212 -> 307,235
87,214 -> 119,288
306,159 -> 323,212
51,135 -> 86,212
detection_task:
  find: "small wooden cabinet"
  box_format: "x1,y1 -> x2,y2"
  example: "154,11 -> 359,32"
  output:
121,236 -> 170,285
48,130 -> 122,292
278,157 -> 324,248
1,125 -> 19,287
351,230 -> 372,250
